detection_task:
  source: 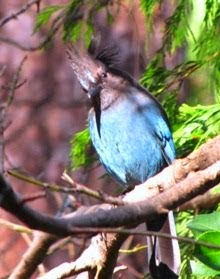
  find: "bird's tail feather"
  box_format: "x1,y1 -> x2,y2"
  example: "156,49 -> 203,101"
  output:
147,211 -> 181,279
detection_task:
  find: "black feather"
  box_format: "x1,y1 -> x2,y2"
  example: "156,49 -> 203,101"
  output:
96,46 -> 119,68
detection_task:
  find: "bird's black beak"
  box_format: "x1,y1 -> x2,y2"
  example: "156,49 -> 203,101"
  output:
88,85 -> 102,98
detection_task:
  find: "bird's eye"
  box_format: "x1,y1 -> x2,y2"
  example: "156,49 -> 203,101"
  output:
101,72 -> 107,78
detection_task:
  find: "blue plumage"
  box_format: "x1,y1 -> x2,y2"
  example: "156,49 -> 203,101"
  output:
88,84 -> 175,187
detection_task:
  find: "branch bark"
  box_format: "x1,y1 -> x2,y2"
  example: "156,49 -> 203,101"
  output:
8,232 -> 57,279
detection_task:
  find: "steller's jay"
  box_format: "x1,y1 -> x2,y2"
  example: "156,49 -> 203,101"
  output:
67,46 -> 181,279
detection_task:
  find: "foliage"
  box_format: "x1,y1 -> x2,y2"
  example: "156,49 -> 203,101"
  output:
140,0 -> 161,27
62,0 -> 92,45
140,0 -> 220,158
34,5 -> 63,31
190,260 -> 220,277
195,0 -> 220,101
69,128 -> 95,169
163,0 -> 194,52
188,212 -> 220,276
173,104 -> 220,157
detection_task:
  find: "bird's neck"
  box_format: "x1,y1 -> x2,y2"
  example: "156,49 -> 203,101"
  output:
100,89 -> 121,111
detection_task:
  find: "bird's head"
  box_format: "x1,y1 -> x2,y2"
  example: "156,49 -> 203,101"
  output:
67,46 -> 112,97
66,45 -> 124,100
67,45 -> 126,135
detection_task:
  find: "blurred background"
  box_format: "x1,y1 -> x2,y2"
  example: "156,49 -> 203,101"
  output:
0,0 -> 219,278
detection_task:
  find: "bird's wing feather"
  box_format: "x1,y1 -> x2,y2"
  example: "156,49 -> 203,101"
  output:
154,124 -> 175,165
140,96 -> 176,166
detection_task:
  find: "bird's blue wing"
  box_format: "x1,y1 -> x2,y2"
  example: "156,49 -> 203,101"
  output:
154,120 -> 176,165
137,86 -> 176,165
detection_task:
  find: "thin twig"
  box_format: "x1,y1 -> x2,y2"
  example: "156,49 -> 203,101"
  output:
0,65 -> 6,77
8,169 -> 124,206
8,169 -> 76,192
0,218 -> 33,234
0,57 -> 27,173
6,56 -> 27,107
62,171 -> 124,205
1,79 -> 27,92
47,237 -> 72,256
21,191 -> 46,204
68,227 -> 220,250
0,0 -> 41,27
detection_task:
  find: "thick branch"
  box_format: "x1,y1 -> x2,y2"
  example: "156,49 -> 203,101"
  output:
8,232 -> 57,279
39,232 -> 127,279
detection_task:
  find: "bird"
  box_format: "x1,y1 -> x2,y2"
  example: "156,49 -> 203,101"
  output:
67,45 -> 181,279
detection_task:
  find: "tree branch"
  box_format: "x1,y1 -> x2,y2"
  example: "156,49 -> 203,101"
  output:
8,232 -> 57,279
39,232 -> 127,279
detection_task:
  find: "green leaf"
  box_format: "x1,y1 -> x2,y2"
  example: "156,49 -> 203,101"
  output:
187,212 -> 220,238
194,231 -> 220,271
190,260 -> 220,276
62,0 -> 95,44
173,104 -> 220,157
163,0 -> 194,53
140,0 -> 160,27
193,0 -> 220,101
35,5 -> 62,31
69,128 -> 95,170
84,23 -> 93,48
63,21 -> 82,42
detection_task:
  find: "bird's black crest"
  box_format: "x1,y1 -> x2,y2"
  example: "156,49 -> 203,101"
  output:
95,46 -> 119,68
88,34 -> 119,68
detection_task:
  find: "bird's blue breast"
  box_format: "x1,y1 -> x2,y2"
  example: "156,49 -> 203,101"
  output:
88,88 -> 175,188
